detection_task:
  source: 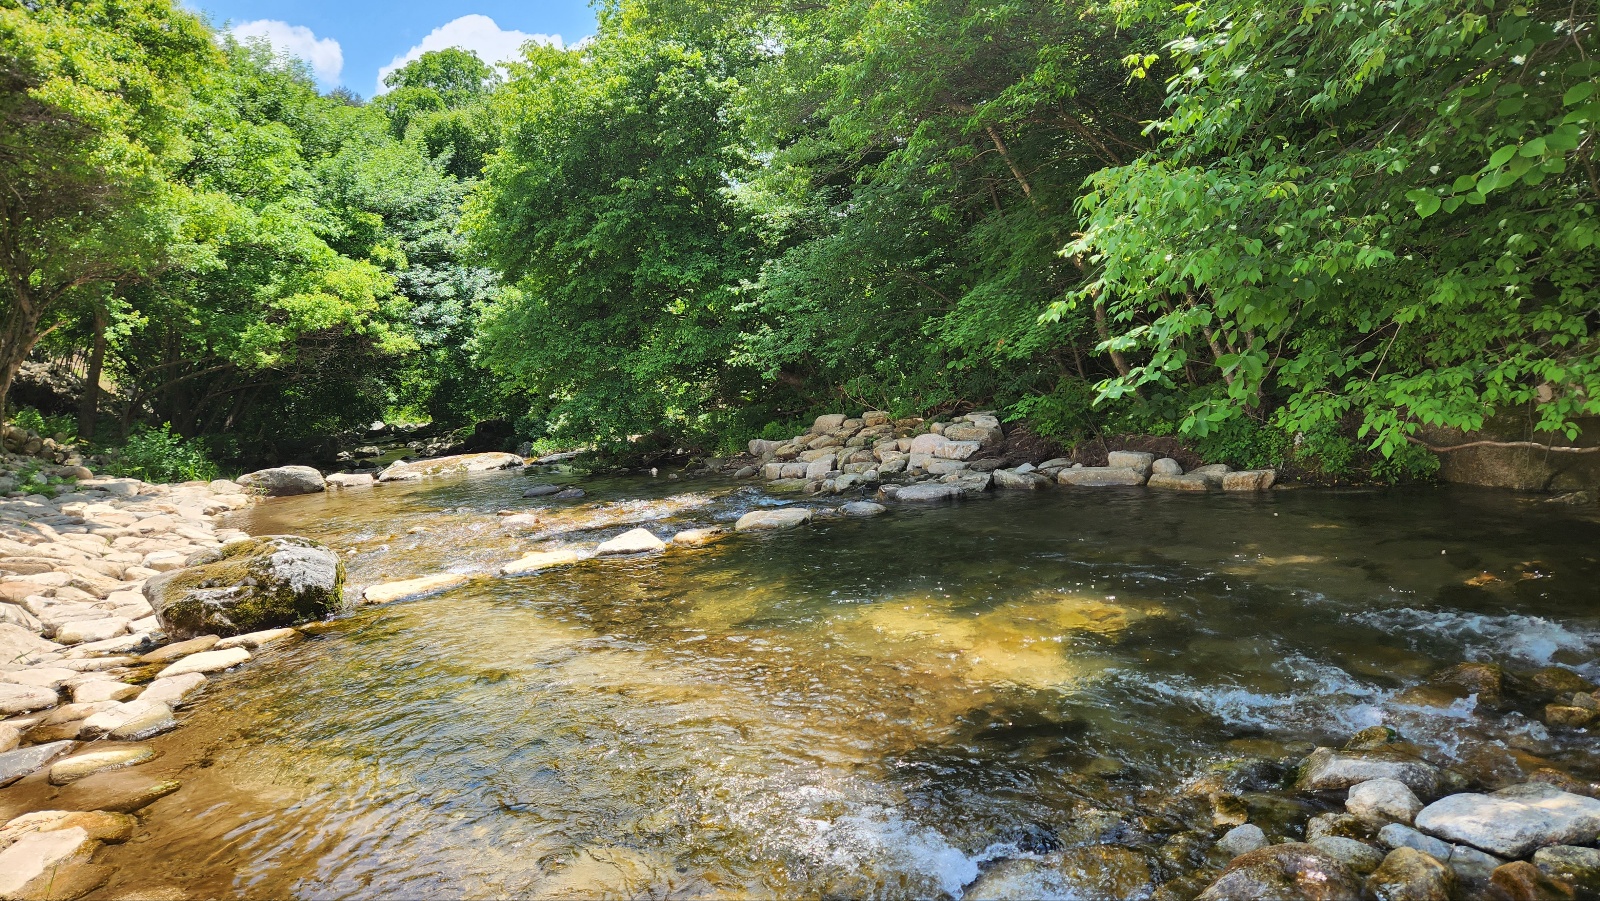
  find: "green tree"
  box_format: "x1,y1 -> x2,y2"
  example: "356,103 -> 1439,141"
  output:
1066,0 -> 1600,456
0,0 -> 213,415
466,22 -> 761,447
378,48 -> 501,179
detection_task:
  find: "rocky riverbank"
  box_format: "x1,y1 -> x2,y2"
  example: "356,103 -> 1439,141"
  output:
0,451 -> 350,899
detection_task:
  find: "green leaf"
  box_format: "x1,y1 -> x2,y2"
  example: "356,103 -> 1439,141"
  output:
1518,137 -> 1546,157
1488,145 -> 1517,168
1564,82 -> 1596,105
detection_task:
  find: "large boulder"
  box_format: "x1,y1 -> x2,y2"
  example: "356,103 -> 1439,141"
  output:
1414,783 -> 1600,859
377,452 -> 524,482
1058,467 -> 1147,487
144,536 -> 346,638
235,465 -> 326,497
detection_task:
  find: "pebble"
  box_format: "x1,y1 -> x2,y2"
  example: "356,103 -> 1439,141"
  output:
155,646 -> 251,678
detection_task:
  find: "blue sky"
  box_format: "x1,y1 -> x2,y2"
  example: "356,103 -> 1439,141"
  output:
185,1 -> 599,98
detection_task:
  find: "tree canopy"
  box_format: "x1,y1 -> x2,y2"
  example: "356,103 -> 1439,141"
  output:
2,0 -> 1594,480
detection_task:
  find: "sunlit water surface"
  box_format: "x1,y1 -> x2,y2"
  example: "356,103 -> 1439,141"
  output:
40,472 -> 1600,899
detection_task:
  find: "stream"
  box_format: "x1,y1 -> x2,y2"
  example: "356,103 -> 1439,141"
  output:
73,470 -> 1600,899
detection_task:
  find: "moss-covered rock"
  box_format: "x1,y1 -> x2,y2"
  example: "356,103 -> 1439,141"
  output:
144,536 -> 345,638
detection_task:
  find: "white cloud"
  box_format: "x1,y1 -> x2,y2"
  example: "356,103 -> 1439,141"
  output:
229,20 -> 344,85
375,15 -> 562,96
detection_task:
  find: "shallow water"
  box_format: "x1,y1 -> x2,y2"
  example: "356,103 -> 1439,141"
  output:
47,472 -> 1600,898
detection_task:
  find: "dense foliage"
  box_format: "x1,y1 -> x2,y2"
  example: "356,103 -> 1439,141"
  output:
2,0 -> 1595,478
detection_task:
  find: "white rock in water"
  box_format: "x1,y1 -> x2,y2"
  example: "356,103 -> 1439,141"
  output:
734,508 -> 814,531
80,699 -> 176,740
48,746 -> 156,785
361,573 -> 470,605
1348,778 -> 1424,825
840,502 -> 886,517
214,628 -> 297,650
138,672 -> 207,707
1152,457 -> 1183,476
671,527 -> 725,546
1414,783 -> 1600,858
0,826 -> 109,900
155,647 -> 250,678
595,528 -> 667,555
500,549 -> 582,575
325,473 -> 375,489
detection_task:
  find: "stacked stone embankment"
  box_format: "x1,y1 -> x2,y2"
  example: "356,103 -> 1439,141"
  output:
731,412 -> 1276,500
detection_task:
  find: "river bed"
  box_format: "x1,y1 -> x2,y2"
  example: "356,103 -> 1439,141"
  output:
67,471 -> 1600,899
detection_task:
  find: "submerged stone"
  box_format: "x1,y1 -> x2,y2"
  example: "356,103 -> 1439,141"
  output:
48,747 -> 156,785
500,549 -> 582,575
361,573 -> 470,605
1195,843 -> 1361,900
1365,847 -> 1455,901
734,508 -> 813,531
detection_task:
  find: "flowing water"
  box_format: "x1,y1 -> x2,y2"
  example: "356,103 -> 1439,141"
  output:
45,472 -> 1600,899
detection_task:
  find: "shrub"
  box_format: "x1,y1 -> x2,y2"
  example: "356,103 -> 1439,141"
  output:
106,423 -> 218,484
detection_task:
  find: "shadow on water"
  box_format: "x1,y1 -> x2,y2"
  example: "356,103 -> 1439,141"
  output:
27,470 -> 1598,899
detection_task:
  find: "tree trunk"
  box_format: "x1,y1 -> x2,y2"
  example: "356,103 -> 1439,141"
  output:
77,308 -> 107,440
0,287 -> 41,419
